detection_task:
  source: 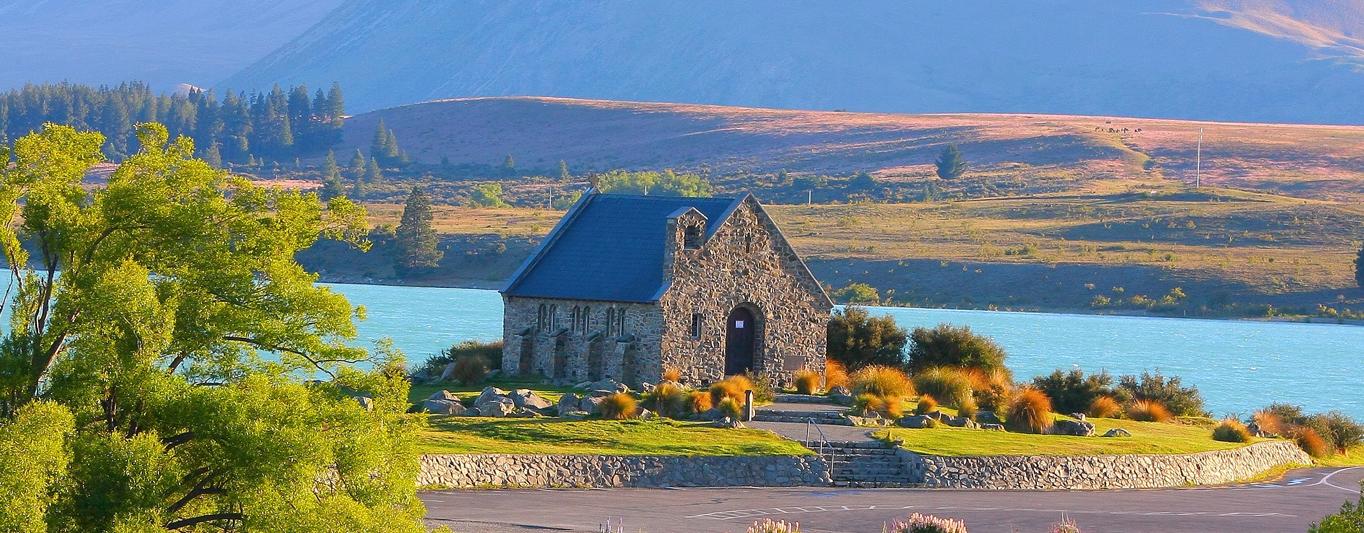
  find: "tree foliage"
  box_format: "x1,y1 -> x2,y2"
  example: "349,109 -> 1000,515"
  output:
906,323 -> 1007,373
467,183 -> 509,208
394,186 -> 443,277
826,306 -> 908,370
595,169 -> 712,197
0,123 -> 429,531
1032,368 -> 1114,415
1311,484 -> 1364,532
934,144 -> 966,180
1117,371 -> 1207,417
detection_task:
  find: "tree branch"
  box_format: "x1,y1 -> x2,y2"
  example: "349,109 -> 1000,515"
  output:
164,512 -> 243,530
222,335 -> 342,377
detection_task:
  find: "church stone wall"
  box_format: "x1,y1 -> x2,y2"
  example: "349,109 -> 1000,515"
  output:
501,296 -> 663,386
658,199 -> 831,386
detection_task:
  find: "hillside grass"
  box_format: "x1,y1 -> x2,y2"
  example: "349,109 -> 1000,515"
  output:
875,416 -> 1258,456
418,417 -> 812,456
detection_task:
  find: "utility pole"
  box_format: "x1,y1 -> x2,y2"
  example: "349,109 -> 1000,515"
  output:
807,190 -> 812,206
1195,128 -> 1204,189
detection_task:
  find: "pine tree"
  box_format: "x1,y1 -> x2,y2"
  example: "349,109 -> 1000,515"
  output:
394,186 -> 444,277
319,150 -> 343,200
202,142 -> 223,168
370,120 -> 389,161
365,158 -> 383,184
935,144 -> 966,180
349,175 -> 365,199
327,82 -> 345,119
1356,243 -> 1364,288
559,160 -> 571,182
349,149 -> 366,180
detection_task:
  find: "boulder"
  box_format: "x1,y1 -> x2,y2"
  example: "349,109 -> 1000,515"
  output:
924,410 -> 950,422
976,411 -> 1003,425
477,399 -> 515,417
1051,419 -> 1095,437
423,399 -> 467,416
981,423 -> 1006,431
829,392 -> 854,406
427,390 -> 460,402
581,379 -> 629,394
510,389 -> 554,410
898,415 -> 937,429
557,393 -> 582,416
580,395 -> 605,415
559,410 -> 590,420
639,408 -> 656,420
440,361 -> 458,382
945,416 -> 978,429
473,386 -> 508,407
640,382 -> 656,393
1069,413 -> 1087,421
713,416 -> 745,429
1102,428 -> 1132,438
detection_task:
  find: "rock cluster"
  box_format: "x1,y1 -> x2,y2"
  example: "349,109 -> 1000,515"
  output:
418,454 -> 830,488
421,387 -> 559,418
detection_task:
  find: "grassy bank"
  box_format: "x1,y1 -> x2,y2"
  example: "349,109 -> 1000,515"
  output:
876,417 -> 1255,456
418,417 -> 812,456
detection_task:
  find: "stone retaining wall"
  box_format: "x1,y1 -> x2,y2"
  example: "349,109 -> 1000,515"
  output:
897,440 -> 1310,489
419,454 -> 830,488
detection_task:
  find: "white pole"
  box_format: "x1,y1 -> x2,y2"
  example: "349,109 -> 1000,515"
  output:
807,190 -> 812,206
1195,128 -> 1203,189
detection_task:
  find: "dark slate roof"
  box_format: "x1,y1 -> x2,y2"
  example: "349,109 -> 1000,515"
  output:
502,192 -> 743,303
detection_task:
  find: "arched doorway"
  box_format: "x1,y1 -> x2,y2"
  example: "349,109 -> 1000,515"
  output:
725,306 -> 757,375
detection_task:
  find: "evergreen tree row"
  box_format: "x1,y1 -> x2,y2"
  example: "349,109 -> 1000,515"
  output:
0,81 -> 345,164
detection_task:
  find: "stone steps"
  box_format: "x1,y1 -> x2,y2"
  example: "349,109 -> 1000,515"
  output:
756,410 -> 851,425
796,439 -> 913,487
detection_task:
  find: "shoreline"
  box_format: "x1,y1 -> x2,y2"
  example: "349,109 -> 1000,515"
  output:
316,274 -> 1364,327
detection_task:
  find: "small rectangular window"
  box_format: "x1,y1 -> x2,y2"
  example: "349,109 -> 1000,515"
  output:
690,313 -> 703,338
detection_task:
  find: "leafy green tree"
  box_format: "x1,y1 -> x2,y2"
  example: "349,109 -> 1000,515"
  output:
467,183 -> 509,208
551,190 -> 583,210
906,323 -> 1007,373
935,144 -> 966,180
826,306 -> 908,370
833,282 -> 880,304
0,123 -> 427,531
595,169 -> 712,197
394,186 -> 443,277
0,401 -> 73,531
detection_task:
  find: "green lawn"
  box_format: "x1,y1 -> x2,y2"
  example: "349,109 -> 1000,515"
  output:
876,417 -> 1260,456
418,417 -> 812,456
1317,445 -> 1364,467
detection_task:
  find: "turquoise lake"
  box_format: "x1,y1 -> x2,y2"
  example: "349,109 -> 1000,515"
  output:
330,283 -> 1364,419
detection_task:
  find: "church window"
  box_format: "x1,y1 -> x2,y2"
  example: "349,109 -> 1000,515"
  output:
691,313 -> 703,338
683,224 -> 703,249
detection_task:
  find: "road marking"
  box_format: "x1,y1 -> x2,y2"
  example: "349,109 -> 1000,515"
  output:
1317,467 -> 1363,494
685,505 -> 1296,521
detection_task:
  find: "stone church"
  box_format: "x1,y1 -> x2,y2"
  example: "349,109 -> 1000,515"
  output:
500,190 -> 832,387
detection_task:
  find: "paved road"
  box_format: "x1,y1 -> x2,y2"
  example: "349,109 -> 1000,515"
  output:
422,467 -> 1362,533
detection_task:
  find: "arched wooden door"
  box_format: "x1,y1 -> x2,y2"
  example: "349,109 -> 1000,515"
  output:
724,307 -> 756,375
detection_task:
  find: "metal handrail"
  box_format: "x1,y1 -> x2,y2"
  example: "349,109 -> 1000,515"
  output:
804,418 -> 836,483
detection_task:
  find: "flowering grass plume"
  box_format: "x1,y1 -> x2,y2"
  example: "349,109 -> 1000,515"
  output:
746,518 -> 801,532
884,513 -> 968,533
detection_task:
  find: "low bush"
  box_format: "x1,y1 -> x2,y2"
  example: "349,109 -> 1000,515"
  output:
1117,371 -> 1207,417
1032,368 -> 1114,415
1127,399 -> 1174,423
1087,396 -> 1122,419
450,354 -> 490,385
827,306 -> 909,370
717,396 -> 743,420
1005,387 -> 1053,434
1309,484 -> 1364,532
688,391 -> 713,414
957,396 -> 979,421
1212,419 -> 1252,443
854,392 -> 904,419
746,518 -> 801,533
912,367 -> 973,409
710,375 -> 754,407
1295,427 -> 1331,458
662,366 -> 683,383
1306,411 -> 1364,453
825,360 -> 850,390
414,339 -> 504,378
600,393 -> 638,420
884,512 -> 969,533
793,368 -> 821,395
965,367 -> 1013,411
648,382 -> 690,418
1252,409 -> 1287,436
907,323 -> 1008,373
852,365 -> 914,398
746,372 -> 778,404
916,395 -> 939,415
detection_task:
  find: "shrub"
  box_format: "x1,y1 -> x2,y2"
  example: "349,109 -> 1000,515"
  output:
916,395 -> 939,415
1087,396 -> 1122,419
885,512 -> 969,533
1212,419 -> 1252,443
854,392 -> 903,419
717,396 -> 743,420
415,339 -> 503,378
746,518 -> 801,533
1127,399 -> 1174,423
907,323 -> 1007,373
648,382 -> 690,418
793,368 -> 821,395
1310,483 -> 1364,532
1295,427 -> 1331,458
688,391 -> 713,414
827,306 -> 909,370
825,360 -> 850,390
1005,387 -> 1053,434
450,354 -> 490,386
852,365 -> 914,399
957,396 -> 979,421
965,367 -> 1013,411
662,366 -> 682,383
745,372 -> 777,404
912,367 -> 973,409
1306,411 -> 1364,453
600,393 -> 638,420
710,375 -> 754,407
1117,371 -> 1207,417
1031,368 -> 1114,415
833,282 -> 880,305
1252,409 -> 1287,436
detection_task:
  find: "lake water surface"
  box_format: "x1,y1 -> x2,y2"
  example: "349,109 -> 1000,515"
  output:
328,283 -> 1364,419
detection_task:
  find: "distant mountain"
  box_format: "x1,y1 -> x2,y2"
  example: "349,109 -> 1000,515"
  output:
222,0 -> 1364,124
0,0 -> 341,91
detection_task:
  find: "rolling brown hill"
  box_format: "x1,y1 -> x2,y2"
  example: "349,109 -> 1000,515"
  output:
340,97 -> 1364,202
